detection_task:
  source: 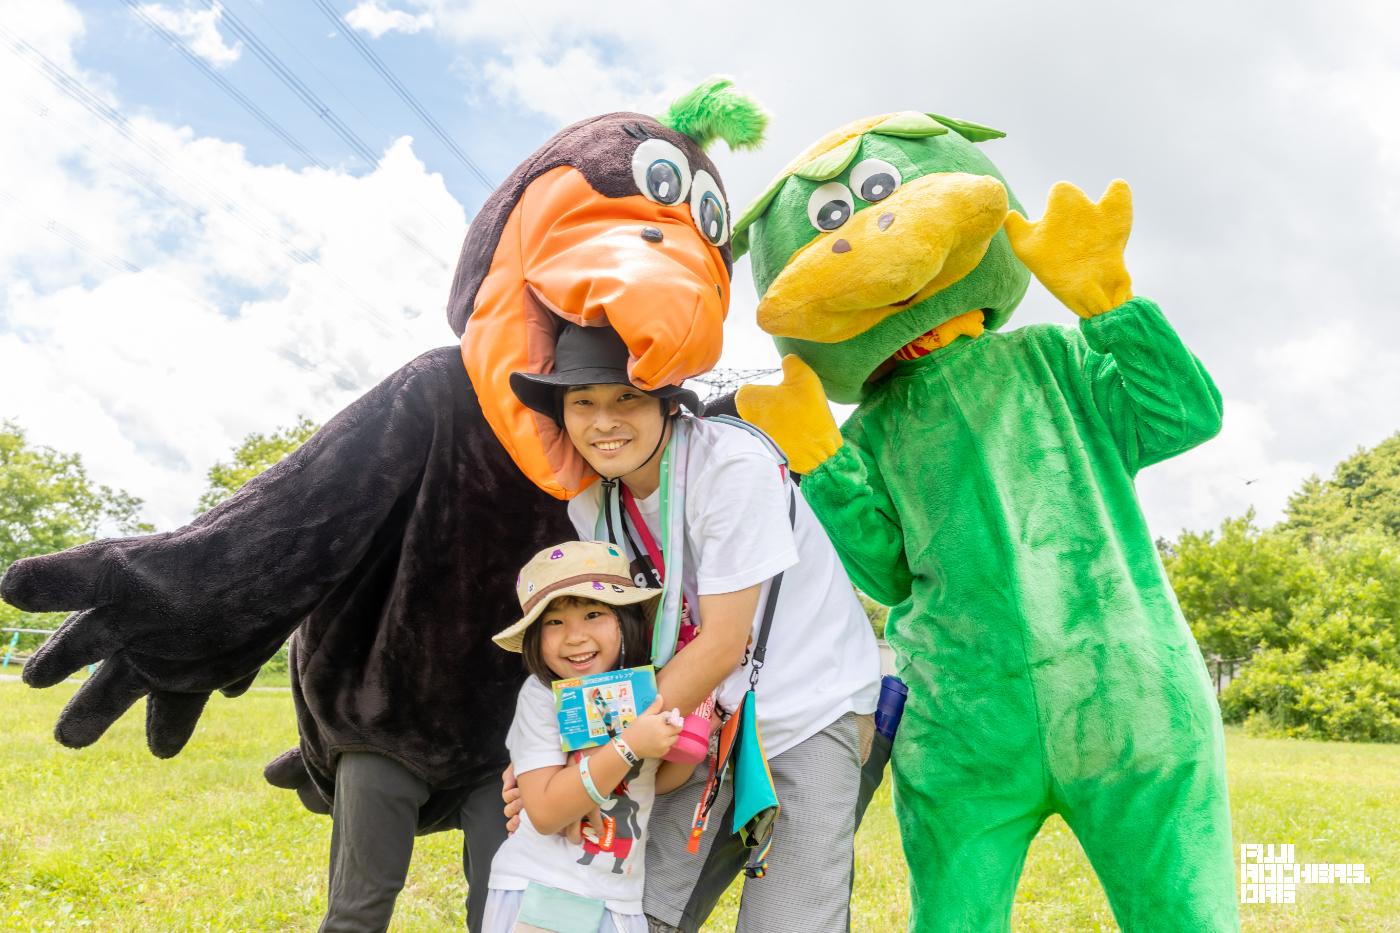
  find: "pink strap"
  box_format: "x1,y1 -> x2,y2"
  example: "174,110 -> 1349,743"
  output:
622,485 -> 699,648
621,485 -> 666,581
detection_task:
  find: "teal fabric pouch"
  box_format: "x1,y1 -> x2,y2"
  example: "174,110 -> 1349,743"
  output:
514,881 -> 607,933
730,690 -> 780,875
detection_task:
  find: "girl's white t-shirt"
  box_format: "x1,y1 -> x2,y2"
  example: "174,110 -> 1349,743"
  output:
488,677 -> 656,914
567,416 -> 881,758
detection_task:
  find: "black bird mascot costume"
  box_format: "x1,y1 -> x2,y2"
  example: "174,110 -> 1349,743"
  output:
1,78 -> 766,931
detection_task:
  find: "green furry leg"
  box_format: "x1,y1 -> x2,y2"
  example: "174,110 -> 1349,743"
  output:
892,649 -> 1239,932
892,669 -> 1048,933
1058,722 -> 1240,932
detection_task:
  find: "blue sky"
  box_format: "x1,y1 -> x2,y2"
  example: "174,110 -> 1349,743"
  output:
68,1 -> 557,209
4,0 -> 1400,535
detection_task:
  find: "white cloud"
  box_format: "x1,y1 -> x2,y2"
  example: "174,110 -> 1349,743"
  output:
1,0 -> 465,529
480,43 -> 670,126
1136,401 -> 1317,539
345,1 -> 434,39
136,2 -> 241,68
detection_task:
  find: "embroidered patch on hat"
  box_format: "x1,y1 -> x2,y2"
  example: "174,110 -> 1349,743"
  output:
592,582 -> 605,590
608,546 -> 620,556
526,581 -> 535,593
612,585 -> 624,593
550,549 -> 564,559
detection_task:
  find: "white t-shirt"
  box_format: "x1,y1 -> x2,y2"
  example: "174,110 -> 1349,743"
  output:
568,416 -> 881,759
488,677 -> 657,914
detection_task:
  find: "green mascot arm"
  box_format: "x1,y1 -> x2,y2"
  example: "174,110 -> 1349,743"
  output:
800,434 -> 913,606
1079,296 -> 1224,474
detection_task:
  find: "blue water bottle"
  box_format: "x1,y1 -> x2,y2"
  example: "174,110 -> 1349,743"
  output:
874,675 -> 908,740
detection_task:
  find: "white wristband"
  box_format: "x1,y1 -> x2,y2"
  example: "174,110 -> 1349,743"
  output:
611,736 -> 640,767
578,754 -> 612,806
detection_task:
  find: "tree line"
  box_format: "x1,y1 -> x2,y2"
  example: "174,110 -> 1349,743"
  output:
1162,433 -> 1400,742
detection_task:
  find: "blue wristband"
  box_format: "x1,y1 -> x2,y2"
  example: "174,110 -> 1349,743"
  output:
578,755 -> 612,806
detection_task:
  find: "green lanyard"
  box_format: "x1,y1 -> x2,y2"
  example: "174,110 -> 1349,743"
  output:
595,417 -> 691,666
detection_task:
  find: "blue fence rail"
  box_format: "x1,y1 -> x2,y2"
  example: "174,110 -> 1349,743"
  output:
1,627 -> 94,676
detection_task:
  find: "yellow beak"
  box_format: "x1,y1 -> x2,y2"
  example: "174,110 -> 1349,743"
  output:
757,172 -> 1009,343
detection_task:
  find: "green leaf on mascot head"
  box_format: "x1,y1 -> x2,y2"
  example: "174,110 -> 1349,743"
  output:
792,137 -> 862,182
733,115 -> 949,257
870,111 -> 951,139
658,76 -> 768,152
737,119 -> 1031,404
926,112 -> 1006,142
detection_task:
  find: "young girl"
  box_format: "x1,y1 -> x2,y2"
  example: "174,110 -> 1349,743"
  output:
484,540 -> 698,933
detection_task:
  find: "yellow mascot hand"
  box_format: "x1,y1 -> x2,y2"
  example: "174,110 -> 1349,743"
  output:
1004,179 -> 1134,318
737,355 -> 842,475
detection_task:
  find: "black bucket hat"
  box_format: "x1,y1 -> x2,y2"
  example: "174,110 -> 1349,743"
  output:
510,323 -> 704,423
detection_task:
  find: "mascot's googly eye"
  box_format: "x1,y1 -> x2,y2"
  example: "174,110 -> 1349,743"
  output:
807,182 -> 854,232
631,138 -> 692,205
689,170 -> 728,246
849,159 -> 901,203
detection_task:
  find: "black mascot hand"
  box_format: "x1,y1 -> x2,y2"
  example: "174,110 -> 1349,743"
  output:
5,544 -> 269,758
264,747 -> 331,814
3,352 -> 441,760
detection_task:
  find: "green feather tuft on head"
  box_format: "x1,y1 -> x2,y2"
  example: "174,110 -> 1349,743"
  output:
659,76 -> 768,152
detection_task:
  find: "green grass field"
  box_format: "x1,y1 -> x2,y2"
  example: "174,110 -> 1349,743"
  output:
1,681 -> 1396,931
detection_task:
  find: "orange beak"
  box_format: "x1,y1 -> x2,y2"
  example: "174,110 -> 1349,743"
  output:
463,165 -> 731,499
518,166 -> 730,387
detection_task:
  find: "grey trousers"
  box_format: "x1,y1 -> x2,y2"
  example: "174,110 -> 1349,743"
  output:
319,752 -> 508,933
643,712 -> 866,933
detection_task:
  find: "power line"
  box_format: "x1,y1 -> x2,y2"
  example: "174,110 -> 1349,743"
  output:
225,0 -> 456,237
515,7 -> 589,117
234,0 -> 383,133
688,369 -> 781,400
185,0 -> 453,269
2,25 -> 413,341
121,1 -> 451,270
0,183 -> 254,324
311,0 -> 496,192
119,0 -> 327,170
199,0 -> 380,167
0,188 -> 142,276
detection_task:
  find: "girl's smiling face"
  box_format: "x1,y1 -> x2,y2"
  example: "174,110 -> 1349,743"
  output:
538,596 -> 623,680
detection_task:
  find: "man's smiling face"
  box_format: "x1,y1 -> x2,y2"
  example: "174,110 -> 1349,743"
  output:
562,383 -> 668,482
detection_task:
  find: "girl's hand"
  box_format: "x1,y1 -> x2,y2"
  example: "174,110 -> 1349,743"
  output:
501,764 -> 522,834
620,696 -> 684,759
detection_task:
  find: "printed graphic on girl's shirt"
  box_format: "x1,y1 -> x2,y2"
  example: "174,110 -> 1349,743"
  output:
576,758 -> 645,875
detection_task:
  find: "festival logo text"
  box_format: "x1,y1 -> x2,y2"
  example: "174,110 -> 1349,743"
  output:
1239,843 -> 1370,904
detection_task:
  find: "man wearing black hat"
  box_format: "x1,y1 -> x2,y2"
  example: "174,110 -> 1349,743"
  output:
510,322 -> 705,485
509,323 -> 882,933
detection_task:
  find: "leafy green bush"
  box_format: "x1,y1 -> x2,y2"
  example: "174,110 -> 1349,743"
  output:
1170,517 -> 1400,742
1164,430 -> 1400,744
858,592 -> 889,639
1227,651 -> 1400,742
262,644 -> 291,675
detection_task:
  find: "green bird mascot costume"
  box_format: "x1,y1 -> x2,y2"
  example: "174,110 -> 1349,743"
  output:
732,111 -> 1239,932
